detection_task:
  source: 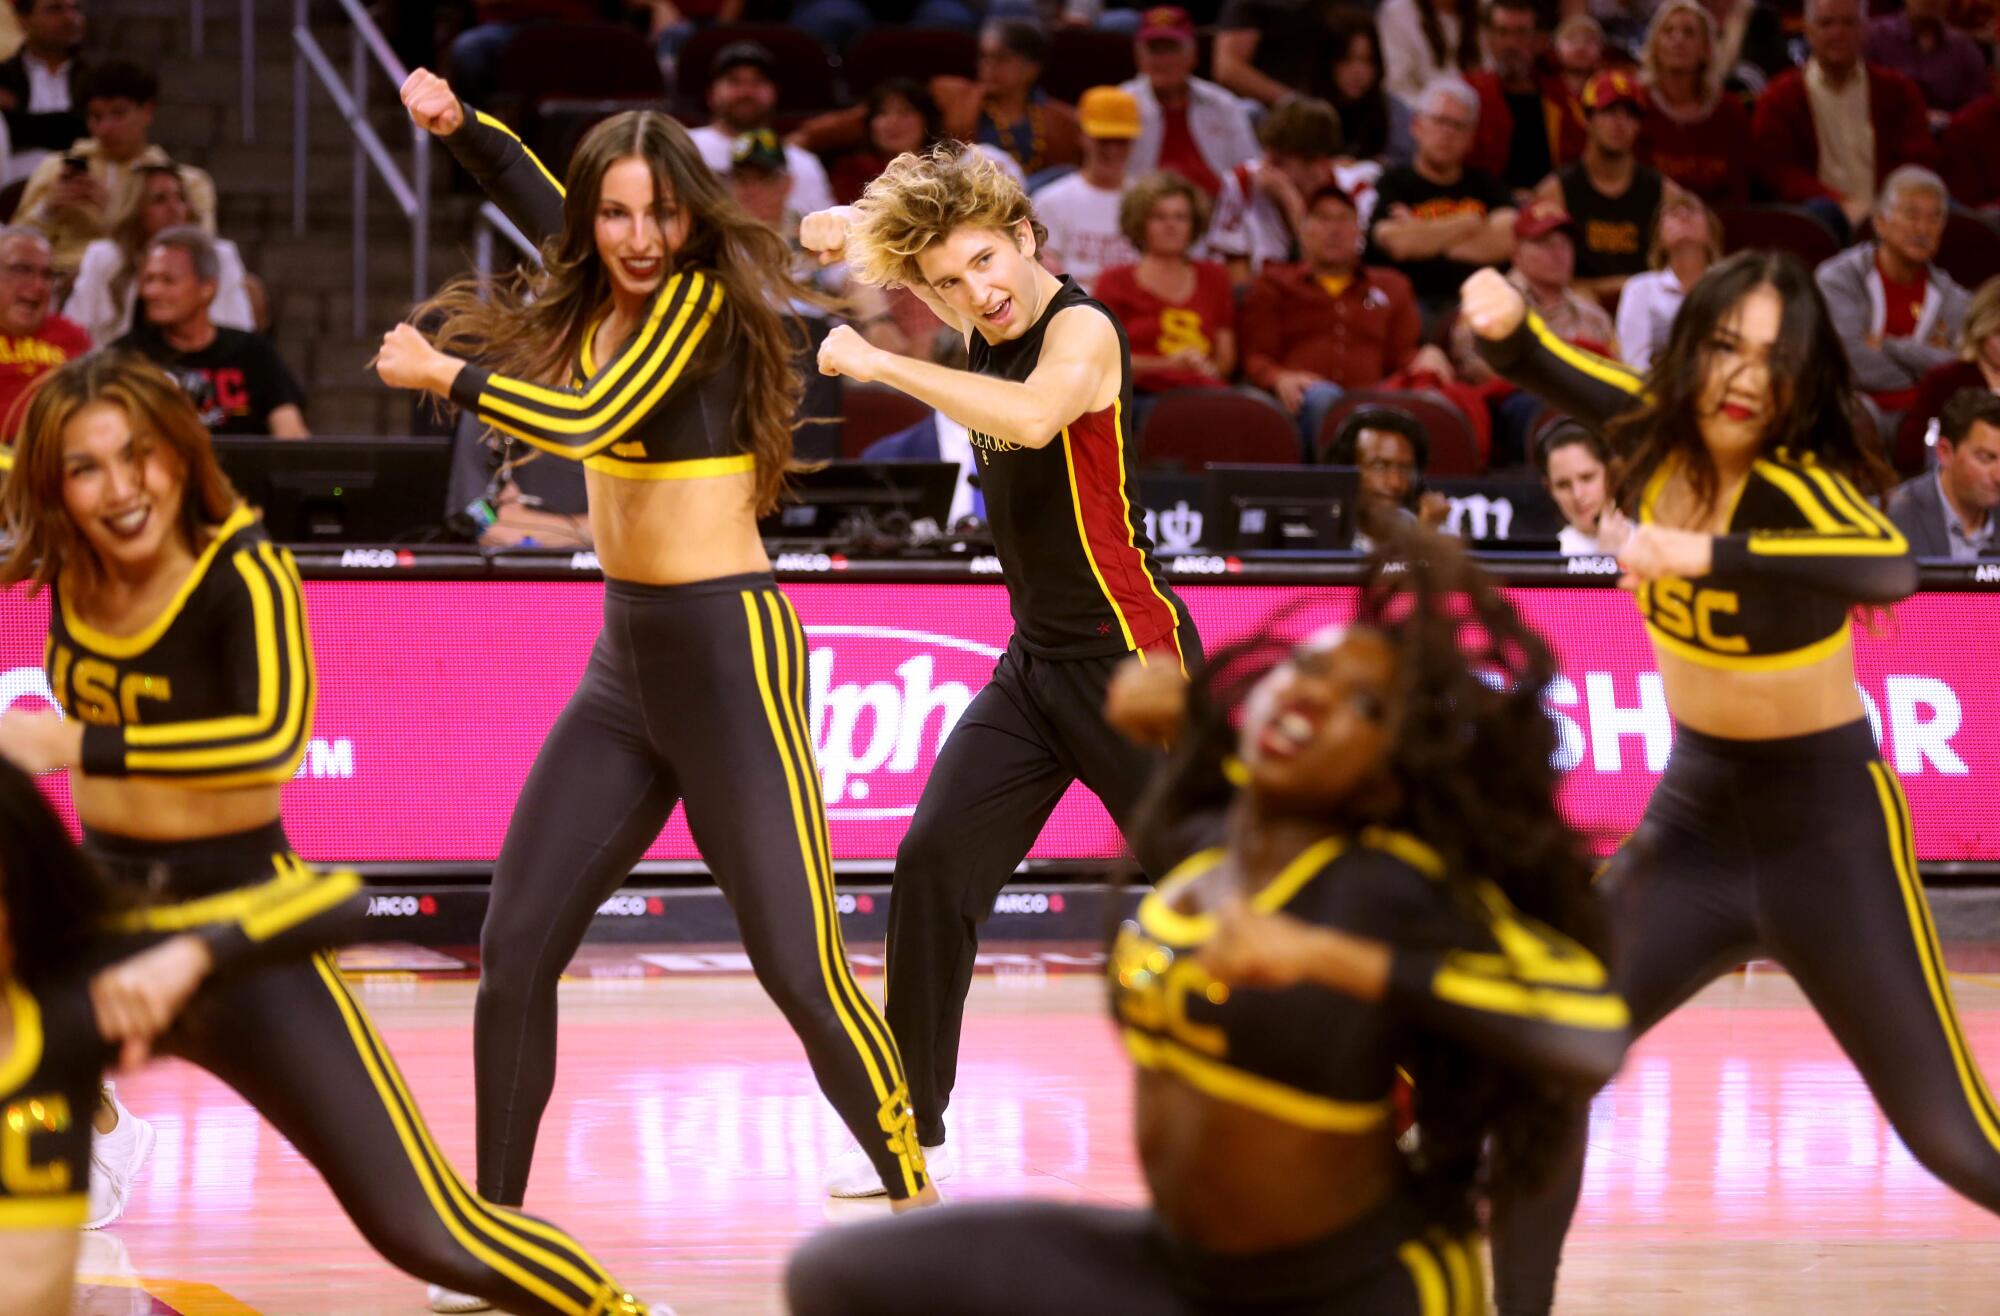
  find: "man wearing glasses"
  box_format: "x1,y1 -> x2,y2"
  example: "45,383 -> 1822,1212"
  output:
0,227 -> 89,440
1369,75 -> 1518,335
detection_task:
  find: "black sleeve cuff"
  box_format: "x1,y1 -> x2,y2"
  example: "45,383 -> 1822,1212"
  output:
449,362 -> 491,413
1708,534 -> 1751,577
80,723 -> 127,777
1472,313 -> 1537,376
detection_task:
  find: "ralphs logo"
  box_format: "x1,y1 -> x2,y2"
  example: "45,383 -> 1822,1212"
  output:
804,625 -> 1003,817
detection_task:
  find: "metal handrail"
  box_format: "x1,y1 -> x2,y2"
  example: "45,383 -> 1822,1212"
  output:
472,202 -> 539,284
187,0 -> 256,142
290,0 -> 431,336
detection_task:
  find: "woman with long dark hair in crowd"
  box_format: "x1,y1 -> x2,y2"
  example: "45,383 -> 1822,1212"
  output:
376,68 -> 934,1306
1377,0 -> 1482,106
786,528 -> 1630,1314
0,353 -> 655,1315
1461,253 -> 2000,1315
1325,10 -> 1414,166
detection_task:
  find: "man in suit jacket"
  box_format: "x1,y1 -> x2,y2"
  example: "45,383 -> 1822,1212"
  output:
1888,387 -> 2000,558
862,409 -> 983,528
0,0 -> 86,166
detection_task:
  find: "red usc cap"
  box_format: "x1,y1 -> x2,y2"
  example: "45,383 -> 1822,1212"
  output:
1582,68 -> 1645,114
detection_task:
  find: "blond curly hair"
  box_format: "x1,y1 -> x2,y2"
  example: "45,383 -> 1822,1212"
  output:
846,143 -> 1047,289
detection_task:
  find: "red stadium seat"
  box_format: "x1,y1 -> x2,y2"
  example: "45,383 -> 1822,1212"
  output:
1139,389 -> 1301,470
840,384 -> 933,458
1712,203 -> 1841,267
1041,28 -> 1138,105
1938,211 -> 2000,293
496,23 -> 665,167
1315,389 -> 1486,477
675,24 -> 836,116
841,28 -> 980,101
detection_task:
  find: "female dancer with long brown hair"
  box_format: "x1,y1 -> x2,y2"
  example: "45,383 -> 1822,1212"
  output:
376,70 -> 933,1306
0,353 -> 654,1314
1460,255 -> 2000,1314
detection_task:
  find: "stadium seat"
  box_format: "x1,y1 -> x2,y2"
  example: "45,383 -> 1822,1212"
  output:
1042,28 -> 1138,104
1938,211 -> 2000,293
1138,390 -> 1300,470
1314,389 -> 1485,476
496,23 -> 665,168
675,24 -> 837,116
841,383 -> 933,458
841,28 -> 980,101
1712,203 -> 1841,268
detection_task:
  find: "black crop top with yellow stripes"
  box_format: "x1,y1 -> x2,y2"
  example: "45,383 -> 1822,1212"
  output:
439,105 -> 752,480
1110,830 -> 1628,1130
47,504 -> 315,788
1476,314 -> 1917,669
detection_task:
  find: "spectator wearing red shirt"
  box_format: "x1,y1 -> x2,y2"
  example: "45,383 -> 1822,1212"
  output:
1815,165 -> 1969,437
1638,0 -> 1753,204
0,226 -> 88,438
1941,93 -> 2000,210
1241,182 -> 1422,451
1119,7 -> 1257,200
1095,171 -> 1237,412
1753,0 -> 1937,237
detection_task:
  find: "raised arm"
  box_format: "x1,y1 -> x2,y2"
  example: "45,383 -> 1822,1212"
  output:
376,270 -> 723,461
1461,268 -> 1647,436
81,536 -> 314,789
447,270 -> 721,460
1198,874 -> 1629,1091
1625,460 -> 1918,601
402,67 -> 566,245
819,302 -> 1118,450
1382,880 -> 1630,1090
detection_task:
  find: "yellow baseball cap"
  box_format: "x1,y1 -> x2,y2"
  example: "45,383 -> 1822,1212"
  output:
1077,86 -> 1142,140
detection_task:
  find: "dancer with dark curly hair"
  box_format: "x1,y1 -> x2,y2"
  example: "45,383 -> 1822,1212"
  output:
784,527 -> 1630,1315
1458,254 -> 2000,1315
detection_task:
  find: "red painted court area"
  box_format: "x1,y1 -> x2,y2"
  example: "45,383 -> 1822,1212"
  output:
73,948 -> 2000,1315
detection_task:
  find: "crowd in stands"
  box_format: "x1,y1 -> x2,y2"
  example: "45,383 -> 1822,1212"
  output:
1,0 -> 1997,560
0,0 -> 309,440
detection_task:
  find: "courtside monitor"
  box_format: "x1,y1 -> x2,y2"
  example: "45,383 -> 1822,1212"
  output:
213,435 -> 454,544
759,460 -> 959,540
1204,463 -> 1361,552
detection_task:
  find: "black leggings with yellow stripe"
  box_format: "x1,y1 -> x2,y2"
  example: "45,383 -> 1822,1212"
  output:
1493,719 -> 2000,1314
475,573 -> 927,1202
786,1192 -> 1483,1315
88,826 -> 642,1316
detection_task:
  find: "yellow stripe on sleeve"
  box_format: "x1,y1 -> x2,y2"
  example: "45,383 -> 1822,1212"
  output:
473,109 -> 566,198
1528,311 -> 1647,398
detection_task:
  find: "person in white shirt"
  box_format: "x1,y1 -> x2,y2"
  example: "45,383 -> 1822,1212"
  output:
1536,417 -> 1615,555
1118,5 -> 1257,199
1205,96 -> 1382,279
0,0 -> 82,181
1032,85 -> 1140,293
1377,0 -> 1482,106
686,40 -> 833,218
64,161 -> 253,346
1615,192 -> 1722,374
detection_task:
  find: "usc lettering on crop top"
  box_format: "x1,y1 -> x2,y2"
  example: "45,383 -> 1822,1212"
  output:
1110,830 -> 1628,1130
46,504 -> 315,787
440,107 -> 752,480
1475,314 -> 1917,670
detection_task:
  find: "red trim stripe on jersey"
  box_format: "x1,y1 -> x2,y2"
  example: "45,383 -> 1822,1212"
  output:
1060,399 -> 1185,667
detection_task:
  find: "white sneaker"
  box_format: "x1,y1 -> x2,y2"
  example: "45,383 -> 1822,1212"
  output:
84,1085 -> 154,1230
822,1136 -> 954,1198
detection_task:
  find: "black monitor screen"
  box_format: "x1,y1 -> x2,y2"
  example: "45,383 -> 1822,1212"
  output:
213,436 -> 454,545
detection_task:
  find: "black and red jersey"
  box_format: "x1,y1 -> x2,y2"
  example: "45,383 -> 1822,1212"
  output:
966,276 -> 1191,661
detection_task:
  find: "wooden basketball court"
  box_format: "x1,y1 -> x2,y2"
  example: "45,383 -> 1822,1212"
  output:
72,944 -> 2000,1315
